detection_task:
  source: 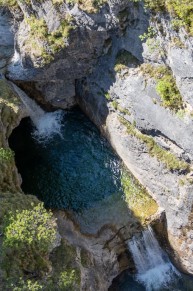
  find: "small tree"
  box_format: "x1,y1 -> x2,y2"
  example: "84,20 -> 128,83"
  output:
4,203 -> 57,251
3,203 -> 57,279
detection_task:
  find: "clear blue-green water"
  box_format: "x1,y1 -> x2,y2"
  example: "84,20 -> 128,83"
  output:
109,271 -> 193,291
9,109 -> 123,211
9,108 -> 193,291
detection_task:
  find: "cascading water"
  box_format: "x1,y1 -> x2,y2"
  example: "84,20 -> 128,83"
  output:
128,226 -> 180,291
10,82 -> 62,142
11,49 -> 21,65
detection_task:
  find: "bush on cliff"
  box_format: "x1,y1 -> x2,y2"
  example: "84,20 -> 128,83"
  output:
143,0 -> 193,34
2,203 -> 57,282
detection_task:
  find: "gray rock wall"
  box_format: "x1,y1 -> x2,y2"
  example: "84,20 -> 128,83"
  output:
0,10 -> 14,72
3,0 -> 193,279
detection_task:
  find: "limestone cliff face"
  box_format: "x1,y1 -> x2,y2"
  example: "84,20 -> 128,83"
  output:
0,79 -> 27,193
7,0 -> 142,108
75,4 -> 193,274
2,0 -> 193,286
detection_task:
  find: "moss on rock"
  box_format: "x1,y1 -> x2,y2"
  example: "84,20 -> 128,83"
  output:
119,116 -> 190,172
121,167 -> 158,223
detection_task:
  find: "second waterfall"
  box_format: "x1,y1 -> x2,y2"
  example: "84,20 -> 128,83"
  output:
128,226 -> 179,290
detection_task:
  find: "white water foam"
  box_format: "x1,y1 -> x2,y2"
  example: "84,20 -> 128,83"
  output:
32,110 -> 63,143
10,82 -> 63,142
11,49 -> 21,65
137,262 -> 179,290
128,226 -> 180,291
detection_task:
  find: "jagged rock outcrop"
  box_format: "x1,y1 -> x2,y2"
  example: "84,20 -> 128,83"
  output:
7,0 -> 147,109
2,0 -> 193,286
75,8 -> 193,273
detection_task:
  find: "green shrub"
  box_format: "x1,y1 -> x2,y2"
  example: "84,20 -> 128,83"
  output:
0,0 -> 17,8
4,203 -> 57,251
139,26 -> 156,41
140,64 -> 183,111
2,203 -> 57,280
166,0 -> 193,34
0,148 -> 14,161
156,74 -> 183,110
11,279 -> 43,291
10,271 -> 76,291
25,15 -> 73,65
58,270 -> 77,290
143,0 -> 193,35
144,0 -> 166,11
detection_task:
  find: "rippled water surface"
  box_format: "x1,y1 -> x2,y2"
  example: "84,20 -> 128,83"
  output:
10,109 -> 123,211
9,108 -> 193,290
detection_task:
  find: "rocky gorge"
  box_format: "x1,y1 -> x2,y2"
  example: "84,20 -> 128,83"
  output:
1,0 -> 193,290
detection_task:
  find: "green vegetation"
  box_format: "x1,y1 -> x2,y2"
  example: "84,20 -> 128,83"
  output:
118,106 -> 131,115
10,279 -> 43,291
0,0 -> 18,8
0,191 -> 80,289
2,203 -> 57,281
111,100 -> 118,110
1,200 -> 80,290
0,148 -> 14,161
121,167 -> 158,222
105,92 -> 111,100
119,116 -> 190,172
25,15 -> 73,65
142,0 -> 193,35
139,26 -> 156,41
1,0 -> 193,35
156,74 -> 182,110
139,27 -> 163,55
143,0 -> 165,12
3,203 -> 56,251
0,193 -> 39,231
0,1 -> 74,65
66,0 -> 107,13
140,64 -> 183,111
58,270 -> 77,290
0,80 -> 20,113
170,37 -> 186,48
8,267 -> 78,290
49,239 -> 80,290
0,0 -> 107,13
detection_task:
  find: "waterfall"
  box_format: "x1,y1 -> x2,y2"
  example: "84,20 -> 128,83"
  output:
11,49 -> 21,65
11,82 -> 63,142
128,226 -> 180,290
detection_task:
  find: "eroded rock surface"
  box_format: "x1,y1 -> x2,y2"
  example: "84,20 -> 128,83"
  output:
76,26 -> 193,272
0,10 -> 14,71
2,0 -> 193,286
